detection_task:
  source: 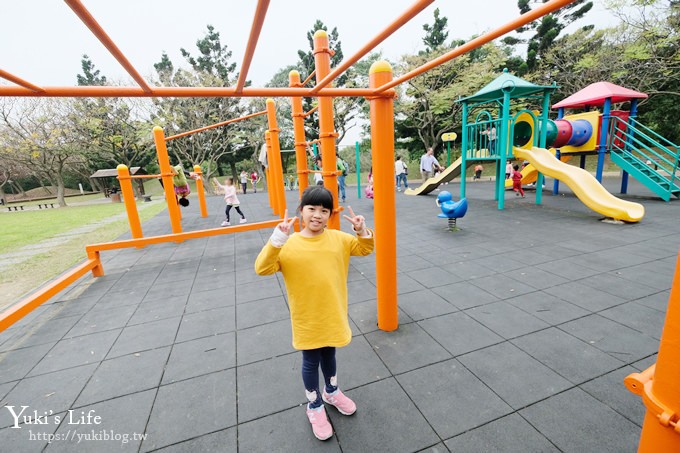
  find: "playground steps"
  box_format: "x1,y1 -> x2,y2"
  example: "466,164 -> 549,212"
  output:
611,152 -> 680,201
608,117 -> 680,202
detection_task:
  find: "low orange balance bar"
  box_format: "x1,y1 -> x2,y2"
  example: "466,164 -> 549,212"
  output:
0,219 -> 283,333
0,258 -> 102,332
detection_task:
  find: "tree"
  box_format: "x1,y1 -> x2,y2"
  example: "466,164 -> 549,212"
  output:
295,20 -> 364,144
504,0 -> 593,73
394,43 -> 507,160
153,26 -> 265,183
181,25 -> 237,84
529,0 -> 679,141
0,153 -> 31,204
0,98 -> 85,206
76,55 -> 107,86
422,8 -> 449,53
72,56 -> 155,195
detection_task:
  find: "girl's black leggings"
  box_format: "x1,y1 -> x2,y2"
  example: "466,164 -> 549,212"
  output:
301,347 -> 336,393
225,205 -> 244,221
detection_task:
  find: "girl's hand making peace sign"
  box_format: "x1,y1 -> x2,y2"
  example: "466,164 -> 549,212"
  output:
270,209 -> 297,247
277,209 -> 297,235
342,206 -> 369,236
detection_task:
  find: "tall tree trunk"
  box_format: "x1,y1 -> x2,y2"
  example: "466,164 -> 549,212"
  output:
12,181 -> 26,198
89,177 -> 103,193
38,179 -> 52,196
54,173 -> 67,207
136,180 -> 145,197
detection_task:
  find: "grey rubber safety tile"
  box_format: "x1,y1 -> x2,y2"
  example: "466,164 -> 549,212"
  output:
445,413 -> 559,452
511,327 -> 624,384
397,359 -> 513,439
519,388 -> 641,453
75,347 -> 170,407
142,370 -> 236,451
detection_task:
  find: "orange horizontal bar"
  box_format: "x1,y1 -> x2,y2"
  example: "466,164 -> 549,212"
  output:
166,110 -> 268,141
236,0 -> 270,93
0,69 -> 45,93
303,106 -> 319,118
65,0 -> 152,93
0,258 -> 99,332
86,219 -> 281,253
311,0 -> 434,94
128,174 -> 162,179
375,0 -> 579,93
0,85 -> 385,98
302,70 -> 316,87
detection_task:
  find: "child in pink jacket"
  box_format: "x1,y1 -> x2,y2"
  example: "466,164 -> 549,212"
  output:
213,177 -> 247,226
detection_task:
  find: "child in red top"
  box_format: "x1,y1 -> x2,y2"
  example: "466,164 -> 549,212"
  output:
512,164 -> 525,198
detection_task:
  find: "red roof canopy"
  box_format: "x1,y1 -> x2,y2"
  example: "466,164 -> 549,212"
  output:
552,81 -> 647,109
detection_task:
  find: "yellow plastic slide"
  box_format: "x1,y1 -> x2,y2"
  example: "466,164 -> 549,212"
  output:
513,147 -> 644,222
405,157 -> 471,196
504,153 -> 572,188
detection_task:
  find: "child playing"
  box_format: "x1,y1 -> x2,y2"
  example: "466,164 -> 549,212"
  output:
254,186 -> 375,441
512,164 -> 525,197
213,177 -> 247,226
250,170 -> 260,193
473,164 -> 484,180
365,167 -> 374,199
170,165 -> 197,207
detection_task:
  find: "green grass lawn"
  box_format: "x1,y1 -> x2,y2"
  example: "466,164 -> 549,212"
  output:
0,185 -> 172,308
1,203 -> 131,253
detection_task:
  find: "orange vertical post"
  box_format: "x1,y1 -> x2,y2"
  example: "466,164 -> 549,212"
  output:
313,30 -> 340,230
264,131 -> 274,212
87,249 -> 104,277
266,99 -> 286,216
193,164 -> 208,217
289,70 -> 310,197
153,126 -> 182,233
626,251 -> 680,452
369,60 -> 398,332
116,164 -> 143,239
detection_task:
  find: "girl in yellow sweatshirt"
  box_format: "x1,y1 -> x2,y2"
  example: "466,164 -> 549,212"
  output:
254,186 -> 374,441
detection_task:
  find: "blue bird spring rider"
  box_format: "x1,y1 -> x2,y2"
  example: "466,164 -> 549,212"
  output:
436,191 -> 468,231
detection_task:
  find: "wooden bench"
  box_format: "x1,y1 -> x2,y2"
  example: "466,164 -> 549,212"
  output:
7,205 -> 25,211
38,203 -> 55,209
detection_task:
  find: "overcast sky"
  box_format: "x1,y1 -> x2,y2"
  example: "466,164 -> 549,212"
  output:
1,0 -> 617,144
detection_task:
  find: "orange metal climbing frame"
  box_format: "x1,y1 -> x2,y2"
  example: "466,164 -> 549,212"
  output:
1,0 -> 586,343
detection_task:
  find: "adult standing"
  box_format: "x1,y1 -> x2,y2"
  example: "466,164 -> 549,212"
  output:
420,147 -> 442,182
394,156 -> 408,191
240,170 -> 249,194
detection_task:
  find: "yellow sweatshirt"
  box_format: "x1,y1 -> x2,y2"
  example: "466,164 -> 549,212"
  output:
254,228 -> 374,350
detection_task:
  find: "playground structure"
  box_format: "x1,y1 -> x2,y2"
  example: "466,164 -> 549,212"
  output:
407,71 -> 679,223
0,1 -> 679,450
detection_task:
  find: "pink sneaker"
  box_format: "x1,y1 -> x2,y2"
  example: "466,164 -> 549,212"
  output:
322,389 -> 356,415
306,405 -> 333,440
